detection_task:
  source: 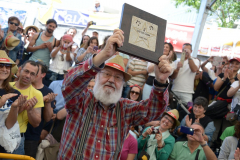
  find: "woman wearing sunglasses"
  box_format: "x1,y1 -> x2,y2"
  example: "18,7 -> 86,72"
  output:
127,84 -> 142,102
0,16 -> 22,64
0,51 -> 27,153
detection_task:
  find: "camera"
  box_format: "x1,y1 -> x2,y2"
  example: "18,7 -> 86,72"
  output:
180,126 -> 194,135
90,21 -> 96,25
151,128 -> 159,134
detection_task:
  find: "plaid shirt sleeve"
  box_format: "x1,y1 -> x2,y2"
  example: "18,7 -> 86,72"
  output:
122,80 -> 169,126
17,40 -> 24,60
61,55 -> 104,112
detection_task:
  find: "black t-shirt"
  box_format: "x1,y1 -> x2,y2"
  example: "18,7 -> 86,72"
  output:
218,73 -> 238,99
0,88 -> 21,153
25,85 -> 54,141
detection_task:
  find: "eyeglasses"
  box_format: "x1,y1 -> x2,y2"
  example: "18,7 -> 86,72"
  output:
0,63 -> 12,70
130,91 -> 140,95
9,21 -> 19,26
22,69 -> 36,77
99,71 -> 124,82
163,116 -> 174,124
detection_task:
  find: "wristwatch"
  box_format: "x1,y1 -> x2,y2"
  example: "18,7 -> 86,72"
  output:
221,78 -> 226,82
200,141 -> 208,148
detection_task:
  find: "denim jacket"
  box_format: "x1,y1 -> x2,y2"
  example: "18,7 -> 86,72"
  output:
0,27 -> 23,61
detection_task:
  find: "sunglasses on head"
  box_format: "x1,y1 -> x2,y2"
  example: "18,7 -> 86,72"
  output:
0,63 -> 12,69
9,21 -> 19,26
130,91 -> 140,95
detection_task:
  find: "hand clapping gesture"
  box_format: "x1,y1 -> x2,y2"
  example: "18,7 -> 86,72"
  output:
43,93 -> 57,103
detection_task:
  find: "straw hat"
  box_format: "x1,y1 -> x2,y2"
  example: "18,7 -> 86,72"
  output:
4,32 -> 20,50
105,55 -> 132,81
162,109 -> 180,126
0,50 -> 16,67
24,25 -> 39,34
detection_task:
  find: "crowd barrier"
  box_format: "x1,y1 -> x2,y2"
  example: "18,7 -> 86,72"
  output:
0,153 -> 35,160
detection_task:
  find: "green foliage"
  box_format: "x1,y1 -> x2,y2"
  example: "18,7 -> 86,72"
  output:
26,0 -> 47,5
172,0 -> 240,28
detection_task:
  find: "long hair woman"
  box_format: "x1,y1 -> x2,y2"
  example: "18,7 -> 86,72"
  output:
75,37 -> 99,64
0,51 -> 27,153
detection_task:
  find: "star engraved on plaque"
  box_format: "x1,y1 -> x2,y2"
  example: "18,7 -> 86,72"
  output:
128,16 -> 158,52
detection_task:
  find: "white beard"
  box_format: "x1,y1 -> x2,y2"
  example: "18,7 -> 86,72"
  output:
93,75 -> 123,106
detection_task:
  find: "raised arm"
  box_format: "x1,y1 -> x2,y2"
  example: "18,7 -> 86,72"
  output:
62,29 -> 124,111
125,54 -> 173,126
188,58 -> 198,73
81,22 -> 91,37
201,56 -> 213,72
227,81 -> 240,97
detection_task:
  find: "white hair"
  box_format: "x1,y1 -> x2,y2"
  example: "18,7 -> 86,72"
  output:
93,73 -> 123,106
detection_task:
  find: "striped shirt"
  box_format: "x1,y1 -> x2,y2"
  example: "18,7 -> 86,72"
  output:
58,55 -> 169,160
75,48 -> 93,64
127,58 -> 148,87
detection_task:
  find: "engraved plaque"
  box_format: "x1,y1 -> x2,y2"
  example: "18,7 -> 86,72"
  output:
117,3 -> 167,64
129,16 -> 158,52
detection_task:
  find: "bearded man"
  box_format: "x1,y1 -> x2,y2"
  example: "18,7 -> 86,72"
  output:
58,29 -> 172,160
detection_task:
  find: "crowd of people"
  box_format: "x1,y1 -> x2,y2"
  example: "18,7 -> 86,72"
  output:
1,15 -> 240,160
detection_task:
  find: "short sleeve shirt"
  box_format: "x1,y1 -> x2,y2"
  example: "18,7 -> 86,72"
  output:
10,82 -> 44,133
169,141 -> 206,160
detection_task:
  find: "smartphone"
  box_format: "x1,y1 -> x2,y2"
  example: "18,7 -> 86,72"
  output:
180,126 -> 194,135
180,51 -> 186,66
93,46 -> 98,51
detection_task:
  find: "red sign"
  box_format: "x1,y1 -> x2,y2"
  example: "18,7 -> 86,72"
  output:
165,23 -> 195,52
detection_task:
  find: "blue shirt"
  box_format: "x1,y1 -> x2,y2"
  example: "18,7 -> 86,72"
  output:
0,27 -> 22,61
49,80 -> 65,113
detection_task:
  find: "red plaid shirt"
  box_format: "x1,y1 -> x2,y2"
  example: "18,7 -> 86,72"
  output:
58,56 -> 169,160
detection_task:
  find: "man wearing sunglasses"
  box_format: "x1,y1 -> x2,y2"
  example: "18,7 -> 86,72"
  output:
0,16 -> 23,66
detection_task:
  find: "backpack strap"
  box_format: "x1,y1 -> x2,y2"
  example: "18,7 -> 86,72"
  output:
113,102 -> 121,159
35,31 -> 42,44
53,38 -> 56,48
76,98 -> 95,159
195,149 -> 201,160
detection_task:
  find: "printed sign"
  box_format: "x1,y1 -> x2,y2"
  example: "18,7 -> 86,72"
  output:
53,8 -> 89,27
0,7 -> 27,28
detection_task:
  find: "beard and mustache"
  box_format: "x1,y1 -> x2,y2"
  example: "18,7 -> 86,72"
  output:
93,74 -> 123,106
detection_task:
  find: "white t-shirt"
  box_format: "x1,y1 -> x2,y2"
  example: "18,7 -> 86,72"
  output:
207,69 -> 217,81
49,49 -> 74,74
171,58 -> 199,94
230,81 -> 240,111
